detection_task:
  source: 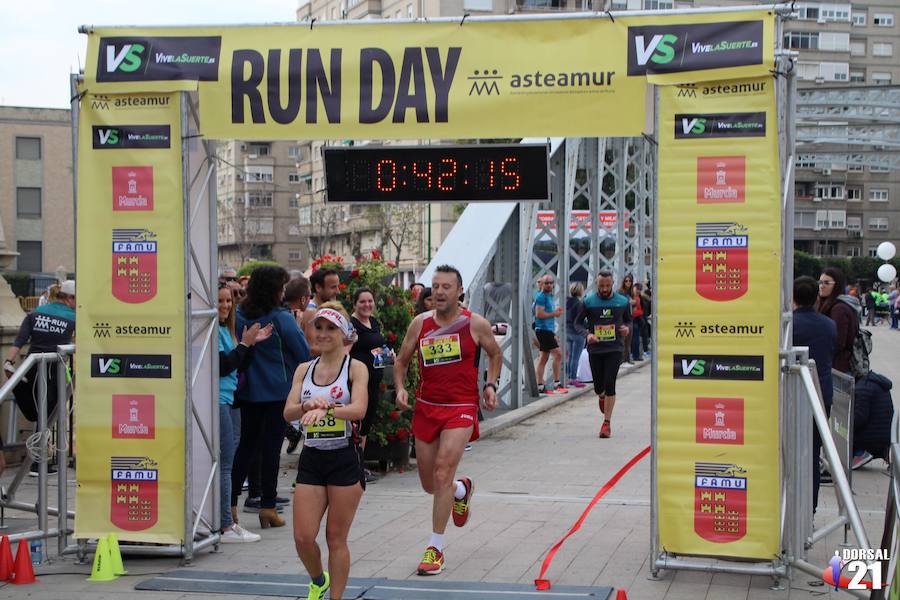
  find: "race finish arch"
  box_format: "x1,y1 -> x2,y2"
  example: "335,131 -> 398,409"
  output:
72,4 -> 794,576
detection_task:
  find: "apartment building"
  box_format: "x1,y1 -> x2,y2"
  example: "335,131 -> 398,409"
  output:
215,140 -> 314,270
0,106 -> 74,277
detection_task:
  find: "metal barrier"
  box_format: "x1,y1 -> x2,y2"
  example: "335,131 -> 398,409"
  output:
0,345 -> 75,563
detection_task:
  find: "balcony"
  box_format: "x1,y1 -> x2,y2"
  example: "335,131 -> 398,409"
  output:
515,0 -> 593,12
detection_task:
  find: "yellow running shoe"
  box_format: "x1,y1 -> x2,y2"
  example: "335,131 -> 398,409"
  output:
307,571 -> 330,600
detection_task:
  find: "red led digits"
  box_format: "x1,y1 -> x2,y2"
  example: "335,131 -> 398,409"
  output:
376,159 -> 397,192
501,157 -> 521,191
488,160 -> 495,188
438,158 -> 457,191
411,160 -> 433,190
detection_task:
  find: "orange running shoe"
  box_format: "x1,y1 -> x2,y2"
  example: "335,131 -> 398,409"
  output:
452,477 -> 474,527
417,546 -> 445,575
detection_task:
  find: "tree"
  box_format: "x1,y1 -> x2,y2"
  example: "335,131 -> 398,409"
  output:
306,200 -> 342,259
218,196 -> 267,266
369,204 -> 421,266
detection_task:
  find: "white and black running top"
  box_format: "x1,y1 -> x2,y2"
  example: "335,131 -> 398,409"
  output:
301,355 -> 353,450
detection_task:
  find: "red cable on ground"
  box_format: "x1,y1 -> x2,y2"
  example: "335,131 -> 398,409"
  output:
534,445 -> 652,591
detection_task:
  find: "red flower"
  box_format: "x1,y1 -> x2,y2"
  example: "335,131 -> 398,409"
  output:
386,433 -> 396,442
389,410 -> 400,421
396,428 -> 409,440
387,332 -> 397,343
386,297 -> 394,305
379,382 -> 387,391
387,260 -> 396,268
351,269 -> 359,278
339,283 -> 347,290
371,249 -> 381,259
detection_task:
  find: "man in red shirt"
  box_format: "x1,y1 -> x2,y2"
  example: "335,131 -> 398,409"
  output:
394,265 -> 503,576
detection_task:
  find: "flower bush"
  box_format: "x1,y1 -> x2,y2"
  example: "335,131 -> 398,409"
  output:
310,254 -> 344,272
338,249 -> 418,447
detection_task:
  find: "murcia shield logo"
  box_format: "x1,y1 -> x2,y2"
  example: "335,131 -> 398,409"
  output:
696,222 -> 748,301
110,456 -> 159,531
112,228 -> 157,303
694,462 -> 747,543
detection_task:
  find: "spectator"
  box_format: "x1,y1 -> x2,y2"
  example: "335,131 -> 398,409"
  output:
534,275 -> 565,394
629,283 -> 645,362
565,282 -> 587,389
619,274 -> 635,364
410,282 -> 425,301
414,287 -> 433,315
865,287 -> 877,326
231,265 -> 310,529
792,275 -> 836,512
815,267 -> 860,375
350,287 -> 389,483
284,275 -> 312,326
217,282 -> 269,543
4,280 -> 76,476
220,267 -> 238,284
894,287 -> 900,331
637,283 -> 652,358
38,283 -> 59,307
302,268 -> 340,355
852,371 -> 894,470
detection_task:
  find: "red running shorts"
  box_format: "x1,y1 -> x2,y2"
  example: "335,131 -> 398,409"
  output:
412,400 -> 480,444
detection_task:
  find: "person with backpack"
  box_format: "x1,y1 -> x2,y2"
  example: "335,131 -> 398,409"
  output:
815,267 -> 861,376
851,371 -> 894,470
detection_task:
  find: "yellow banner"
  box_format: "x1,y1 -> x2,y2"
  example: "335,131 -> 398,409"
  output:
74,93 -> 186,543
81,13 -> 774,139
655,76 -> 781,559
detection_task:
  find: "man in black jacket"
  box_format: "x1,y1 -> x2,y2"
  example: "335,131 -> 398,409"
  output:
852,371 -> 894,469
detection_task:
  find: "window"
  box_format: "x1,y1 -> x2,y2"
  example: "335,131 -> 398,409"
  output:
644,0 -> 674,8
850,40 -> 866,56
16,187 -> 41,218
847,216 -> 862,230
815,209 -> 828,229
16,241 -> 42,272
249,218 -> 274,235
828,210 -> 846,229
820,5 -> 851,22
852,11 -> 866,26
872,72 -> 893,84
870,164 -> 889,173
850,70 -> 865,82
288,249 -> 302,261
847,187 -> 862,201
299,206 -> 312,225
289,196 -> 300,208
848,162 -> 864,172
785,31 -> 818,49
816,184 -> 844,200
819,32 -> 850,51
798,5 -> 819,20
796,155 -> 816,168
818,62 -> 849,81
244,166 -> 274,182
15,137 -> 41,160
873,13 -> 894,27
847,246 -> 861,257
288,146 -> 301,159
795,211 -> 816,229
868,217 -> 889,231
869,189 -> 889,202
407,3 -> 413,17
247,192 -> 273,207
289,173 -> 302,183
247,144 -> 270,157
873,42 -> 893,56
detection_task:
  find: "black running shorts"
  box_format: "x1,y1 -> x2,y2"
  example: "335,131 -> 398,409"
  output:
296,444 -> 366,489
535,329 -> 559,352
588,352 -> 622,397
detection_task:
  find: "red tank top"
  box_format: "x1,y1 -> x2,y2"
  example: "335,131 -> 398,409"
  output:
416,309 -> 480,406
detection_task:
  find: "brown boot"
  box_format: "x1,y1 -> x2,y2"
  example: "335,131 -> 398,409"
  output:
258,507 -> 285,528
231,506 -> 239,525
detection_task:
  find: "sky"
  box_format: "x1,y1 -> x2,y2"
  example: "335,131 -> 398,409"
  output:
0,1 -> 297,109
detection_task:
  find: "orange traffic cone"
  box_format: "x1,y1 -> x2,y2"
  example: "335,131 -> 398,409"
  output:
0,536 -> 13,582
11,540 -> 36,585
615,589 -> 628,600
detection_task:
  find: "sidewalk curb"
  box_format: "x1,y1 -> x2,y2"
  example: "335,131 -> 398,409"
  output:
480,359 -> 651,439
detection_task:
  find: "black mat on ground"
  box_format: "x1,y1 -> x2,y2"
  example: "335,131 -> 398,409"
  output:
136,569 -> 614,599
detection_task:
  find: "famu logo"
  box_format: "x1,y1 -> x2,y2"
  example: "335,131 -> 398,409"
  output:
92,125 -> 171,149
97,36 -> 221,82
675,112 -> 766,139
628,21 -> 764,76
673,354 -> 764,381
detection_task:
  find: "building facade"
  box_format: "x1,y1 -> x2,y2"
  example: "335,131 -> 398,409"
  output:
215,140 -> 314,270
0,107 -> 75,277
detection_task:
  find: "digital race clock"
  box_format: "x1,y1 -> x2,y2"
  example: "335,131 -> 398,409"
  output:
323,144 -> 550,203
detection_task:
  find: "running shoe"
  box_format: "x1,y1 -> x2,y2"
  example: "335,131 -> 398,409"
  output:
599,421 -> 611,438
220,523 -> 261,543
452,477 -> 474,527
851,451 -> 875,470
306,571 -> 330,600
417,546 -> 445,575
554,385 -> 570,394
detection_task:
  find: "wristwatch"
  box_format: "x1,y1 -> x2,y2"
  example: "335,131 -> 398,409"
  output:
483,382 -> 497,393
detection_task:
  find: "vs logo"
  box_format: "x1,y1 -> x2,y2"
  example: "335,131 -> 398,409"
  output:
97,128 -> 120,146
98,357 -> 121,375
106,43 -> 146,73
681,118 -> 707,135
634,34 -> 678,66
681,358 -> 708,376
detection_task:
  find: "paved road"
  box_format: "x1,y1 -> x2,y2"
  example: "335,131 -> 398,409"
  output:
1,326 -> 898,599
